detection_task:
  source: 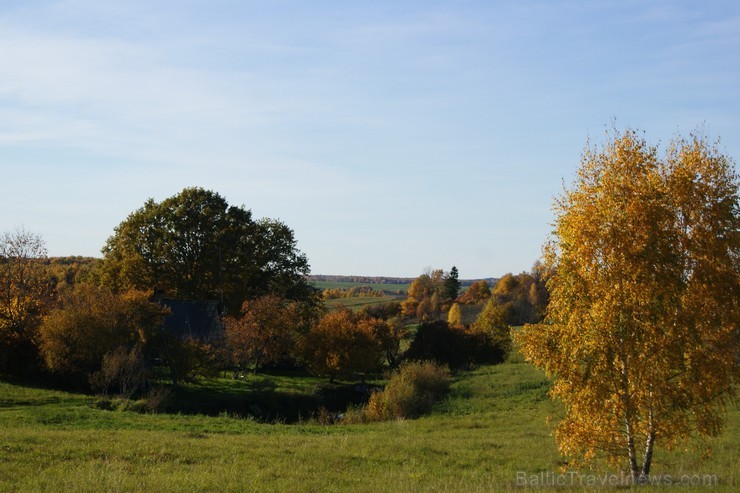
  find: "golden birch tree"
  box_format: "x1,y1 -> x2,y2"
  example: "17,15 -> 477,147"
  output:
516,128 -> 739,481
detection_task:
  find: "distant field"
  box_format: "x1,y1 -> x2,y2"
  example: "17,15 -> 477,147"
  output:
1,351 -> 737,492
323,295 -> 405,311
312,280 -> 410,295
312,279 -> 409,311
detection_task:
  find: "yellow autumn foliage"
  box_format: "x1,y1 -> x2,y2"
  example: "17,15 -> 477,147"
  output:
516,128 -> 739,480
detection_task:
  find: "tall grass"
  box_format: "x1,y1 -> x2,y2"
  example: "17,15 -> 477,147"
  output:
363,361 -> 450,421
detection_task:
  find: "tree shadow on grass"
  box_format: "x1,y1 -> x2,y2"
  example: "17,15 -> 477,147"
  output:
163,378 -> 375,423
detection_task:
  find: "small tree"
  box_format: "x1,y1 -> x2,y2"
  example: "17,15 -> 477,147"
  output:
443,266 -> 461,301
91,346 -> 148,399
364,316 -> 406,369
471,299 -> 512,363
303,309 -> 382,381
0,228 -> 53,375
447,303 -> 463,328
225,294 -> 299,373
458,279 -> 490,304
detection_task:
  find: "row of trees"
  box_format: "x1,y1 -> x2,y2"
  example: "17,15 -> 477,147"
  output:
322,286 -> 387,299
402,265 -> 549,328
0,188 -> 322,388
0,203 -> 527,390
226,291 -> 513,381
31,285 -> 511,391
1,189 -> 515,393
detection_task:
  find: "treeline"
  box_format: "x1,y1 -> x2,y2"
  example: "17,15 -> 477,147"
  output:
310,274 -> 498,287
0,188 -> 320,392
38,256 -> 101,292
457,265 -> 550,326
310,275 -> 414,285
1,253 -> 512,398
1,190 -> 519,411
400,265 -> 549,329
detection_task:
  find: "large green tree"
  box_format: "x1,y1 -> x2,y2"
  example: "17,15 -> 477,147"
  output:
101,188 -> 318,313
516,129 -> 739,481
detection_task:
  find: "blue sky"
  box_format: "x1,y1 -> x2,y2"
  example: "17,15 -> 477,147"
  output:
1,1 -> 738,278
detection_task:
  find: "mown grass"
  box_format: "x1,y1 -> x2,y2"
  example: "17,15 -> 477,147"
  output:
0,353 -> 737,492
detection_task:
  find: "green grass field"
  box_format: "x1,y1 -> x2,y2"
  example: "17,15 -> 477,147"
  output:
312,279 -> 408,311
323,295 -> 405,311
0,353 -> 737,492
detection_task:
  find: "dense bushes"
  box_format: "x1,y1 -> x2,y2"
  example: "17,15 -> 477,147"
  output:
405,319 -> 510,370
490,271 -> 548,325
302,309 -> 384,381
90,346 -> 148,398
322,286 -> 386,299
38,285 -> 168,389
39,287 -> 162,377
358,301 -> 402,320
405,321 -> 510,370
405,321 -> 469,369
354,361 -> 450,421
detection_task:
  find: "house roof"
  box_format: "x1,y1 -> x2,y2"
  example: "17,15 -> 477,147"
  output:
161,299 -> 224,342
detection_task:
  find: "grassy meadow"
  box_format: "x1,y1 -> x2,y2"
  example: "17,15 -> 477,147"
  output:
312,279 -> 409,311
322,295 -> 404,311
1,350 -> 737,492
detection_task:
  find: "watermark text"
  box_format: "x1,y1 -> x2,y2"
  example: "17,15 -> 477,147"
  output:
515,471 -> 718,488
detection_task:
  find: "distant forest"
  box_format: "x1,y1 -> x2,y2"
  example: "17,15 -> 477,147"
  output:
308,274 -> 499,287
36,261 -> 498,288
